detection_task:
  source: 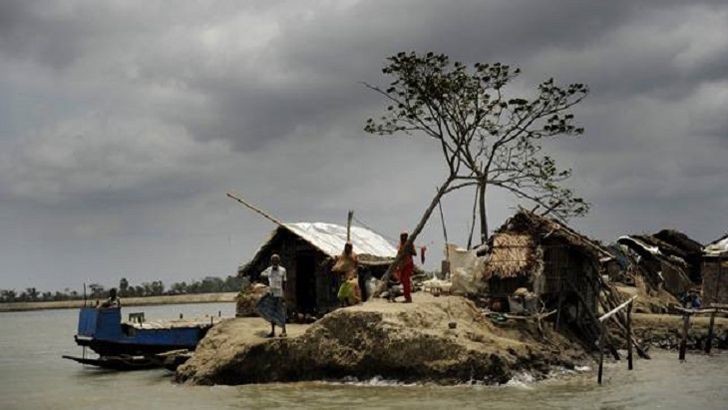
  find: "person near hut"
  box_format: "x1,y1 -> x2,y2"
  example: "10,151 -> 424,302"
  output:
260,254 -> 287,337
332,242 -> 361,306
395,232 -> 417,303
99,288 -> 121,308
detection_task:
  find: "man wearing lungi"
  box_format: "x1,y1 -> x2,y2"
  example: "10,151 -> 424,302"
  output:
261,254 -> 287,337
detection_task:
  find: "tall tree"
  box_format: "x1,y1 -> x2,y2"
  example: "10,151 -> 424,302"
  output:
365,52 -> 589,248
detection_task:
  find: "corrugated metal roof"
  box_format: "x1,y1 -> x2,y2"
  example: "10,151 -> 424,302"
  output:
284,222 -> 397,258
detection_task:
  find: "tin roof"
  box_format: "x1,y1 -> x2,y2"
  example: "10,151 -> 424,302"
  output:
705,234 -> 728,257
284,222 -> 397,259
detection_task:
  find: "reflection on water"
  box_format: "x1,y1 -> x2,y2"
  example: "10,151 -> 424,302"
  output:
1,303 -> 727,410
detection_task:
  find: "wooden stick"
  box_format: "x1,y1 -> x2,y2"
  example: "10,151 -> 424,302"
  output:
627,303 -> 633,370
598,333 -> 605,384
555,271 -> 565,331
679,313 -> 690,361
599,295 -> 638,322
705,310 -> 716,354
346,210 -> 353,242
227,192 -> 286,227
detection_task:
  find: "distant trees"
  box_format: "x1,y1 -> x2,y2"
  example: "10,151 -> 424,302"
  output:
0,275 -> 243,304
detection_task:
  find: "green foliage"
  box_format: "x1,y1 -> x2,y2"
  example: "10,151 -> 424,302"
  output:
365,51 -> 590,226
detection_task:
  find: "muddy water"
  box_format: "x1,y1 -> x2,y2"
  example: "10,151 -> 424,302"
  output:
1,303 -> 726,410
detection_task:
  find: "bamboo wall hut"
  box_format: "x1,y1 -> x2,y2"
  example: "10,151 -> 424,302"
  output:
702,234 -> 728,305
238,222 -> 397,315
483,209 -> 616,322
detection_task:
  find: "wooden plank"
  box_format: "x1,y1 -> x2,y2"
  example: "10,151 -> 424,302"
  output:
599,295 -> 638,322
627,303 -> 633,370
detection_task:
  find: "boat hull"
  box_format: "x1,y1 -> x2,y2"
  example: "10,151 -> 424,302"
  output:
70,307 -> 212,363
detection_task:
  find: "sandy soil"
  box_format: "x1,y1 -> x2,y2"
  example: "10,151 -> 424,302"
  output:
0,293 -> 238,312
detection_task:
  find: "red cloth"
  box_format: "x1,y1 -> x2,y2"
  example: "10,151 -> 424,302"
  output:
401,264 -> 413,302
398,240 -> 416,302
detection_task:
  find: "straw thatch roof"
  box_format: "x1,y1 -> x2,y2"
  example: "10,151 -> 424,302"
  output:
483,208 -> 613,281
501,209 -> 614,261
482,233 -> 540,280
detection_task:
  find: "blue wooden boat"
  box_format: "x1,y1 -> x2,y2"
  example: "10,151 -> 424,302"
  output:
64,307 -> 218,369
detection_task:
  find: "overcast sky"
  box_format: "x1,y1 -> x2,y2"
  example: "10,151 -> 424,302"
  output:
1,0 -> 727,292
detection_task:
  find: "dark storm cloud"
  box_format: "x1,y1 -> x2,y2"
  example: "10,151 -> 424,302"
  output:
1,0 -> 728,291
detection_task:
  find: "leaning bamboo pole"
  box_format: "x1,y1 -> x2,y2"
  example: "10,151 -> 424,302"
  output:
227,192 -> 286,227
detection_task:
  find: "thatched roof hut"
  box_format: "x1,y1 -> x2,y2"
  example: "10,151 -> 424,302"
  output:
617,234 -> 695,297
483,209 -> 615,322
702,234 -> 728,305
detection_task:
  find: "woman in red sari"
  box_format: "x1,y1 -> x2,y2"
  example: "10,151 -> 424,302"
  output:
397,232 -> 417,303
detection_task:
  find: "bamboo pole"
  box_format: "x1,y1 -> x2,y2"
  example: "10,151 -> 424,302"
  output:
627,303 -> 633,370
597,333 -> 605,384
599,295 -> 638,323
227,192 -> 286,227
555,270 -> 564,331
705,310 -> 716,354
347,210 -> 354,242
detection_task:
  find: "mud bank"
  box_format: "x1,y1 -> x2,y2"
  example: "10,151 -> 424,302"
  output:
176,294 -> 588,386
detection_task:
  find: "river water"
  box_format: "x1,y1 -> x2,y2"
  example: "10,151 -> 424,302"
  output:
1,303 -> 726,410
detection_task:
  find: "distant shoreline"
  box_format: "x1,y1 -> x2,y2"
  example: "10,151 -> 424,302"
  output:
0,292 -> 238,313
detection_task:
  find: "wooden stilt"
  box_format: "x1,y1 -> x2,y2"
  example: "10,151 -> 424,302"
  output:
555,272 -> 564,331
705,311 -> 716,354
679,313 -> 690,361
627,303 -> 633,370
598,333 -> 605,384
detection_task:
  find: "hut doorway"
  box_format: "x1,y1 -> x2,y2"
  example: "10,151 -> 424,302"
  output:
295,252 -> 318,314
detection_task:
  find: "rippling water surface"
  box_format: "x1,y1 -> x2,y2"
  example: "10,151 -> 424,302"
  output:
1,303 -> 726,410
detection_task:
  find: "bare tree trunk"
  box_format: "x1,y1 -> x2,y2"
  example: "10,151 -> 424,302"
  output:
374,175 -> 455,296
478,180 -> 488,245
466,185 -> 479,249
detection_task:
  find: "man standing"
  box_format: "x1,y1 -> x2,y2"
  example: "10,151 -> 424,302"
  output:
260,254 -> 287,337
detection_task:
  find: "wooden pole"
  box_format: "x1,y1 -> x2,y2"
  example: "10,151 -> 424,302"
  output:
627,303 -> 633,370
705,310 -> 716,354
679,312 -> 690,361
346,210 -> 354,242
437,191 -> 449,263
598,333 -> 605,384
227,192 -> 286,227
555,270 -> 565,331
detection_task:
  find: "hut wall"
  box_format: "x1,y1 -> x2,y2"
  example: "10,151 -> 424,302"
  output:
541,241 -> 597,314
702,257 -> 728,305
